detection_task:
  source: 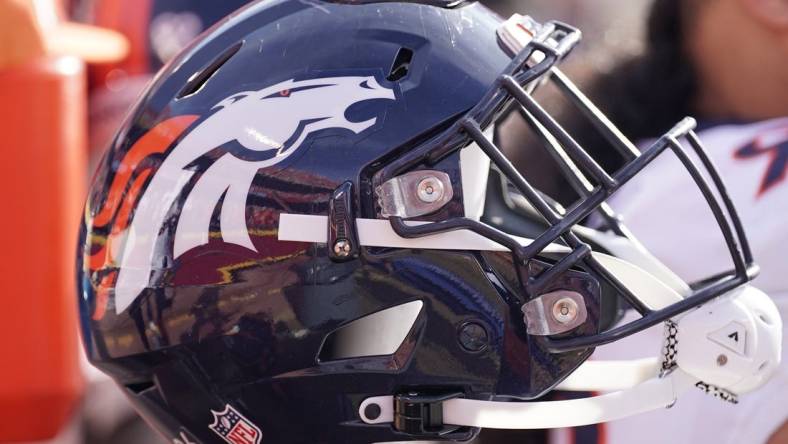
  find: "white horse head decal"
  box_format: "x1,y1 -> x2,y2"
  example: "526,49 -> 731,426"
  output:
114,76 -> 395,313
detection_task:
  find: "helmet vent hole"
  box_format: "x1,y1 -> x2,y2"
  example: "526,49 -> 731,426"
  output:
387,47 -> 413,82
318,300 -> 423,361
125,380 -> 156,394
177,41 -> 243,99
757,313 -> 773,326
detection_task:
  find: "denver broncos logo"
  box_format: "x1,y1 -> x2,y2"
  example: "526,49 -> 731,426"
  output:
89,75 -> 395,316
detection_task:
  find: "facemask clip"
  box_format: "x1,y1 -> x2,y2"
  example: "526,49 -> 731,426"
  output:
522,290 -> 588,336
376,170 -> 453,218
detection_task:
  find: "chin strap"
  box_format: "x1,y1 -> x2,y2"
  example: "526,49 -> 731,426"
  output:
359,367 -> 697,430
556,358 -> 661,391
357,283 -> 781,431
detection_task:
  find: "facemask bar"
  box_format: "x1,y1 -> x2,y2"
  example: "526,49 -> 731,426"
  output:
373,20 -> 756,353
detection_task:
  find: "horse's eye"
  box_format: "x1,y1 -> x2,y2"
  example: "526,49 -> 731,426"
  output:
262,89 -> 292,100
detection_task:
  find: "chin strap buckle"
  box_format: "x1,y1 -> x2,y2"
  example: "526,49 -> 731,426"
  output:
394,392 -> 464,437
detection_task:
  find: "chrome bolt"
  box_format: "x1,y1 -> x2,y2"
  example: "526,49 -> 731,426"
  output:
717,354 -> 728,366
417,176 -> 444,203
552,297 -> 579,325
333,239 -> 351,257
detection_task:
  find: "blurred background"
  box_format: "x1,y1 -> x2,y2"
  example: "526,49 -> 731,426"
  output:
3,0 -> 785,443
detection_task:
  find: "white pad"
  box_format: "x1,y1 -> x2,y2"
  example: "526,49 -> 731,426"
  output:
575,225 -> 691,298
592,254 -> 683,310
675,285 -> 782,394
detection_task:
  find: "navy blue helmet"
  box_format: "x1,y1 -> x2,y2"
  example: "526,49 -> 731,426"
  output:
77,0 -> 782,443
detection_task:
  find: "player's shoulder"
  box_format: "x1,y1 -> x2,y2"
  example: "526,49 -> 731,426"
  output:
697,117 -> 788,155
697,117 -> 788,202
698,118 -> 788,297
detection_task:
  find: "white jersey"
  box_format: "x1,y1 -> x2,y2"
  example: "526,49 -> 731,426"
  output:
588,118 -> 788,444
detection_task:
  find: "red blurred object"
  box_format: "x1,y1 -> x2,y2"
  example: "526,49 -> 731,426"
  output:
0,55 -> 87,443
90,0 -> 153,79
0,0 -> 126,440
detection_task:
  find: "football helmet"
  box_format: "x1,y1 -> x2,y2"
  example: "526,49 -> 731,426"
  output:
77,1 -> 782,443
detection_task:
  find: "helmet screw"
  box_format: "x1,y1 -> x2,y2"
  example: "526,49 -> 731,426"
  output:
417,176 -> 444,203
458,321 -> 489,353
717,354 -> 728,366
552,297 -> 579,325
333,239 -> 351,257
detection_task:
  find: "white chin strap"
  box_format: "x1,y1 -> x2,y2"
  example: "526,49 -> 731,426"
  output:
278,214 -> 782,430
359,367 -> 698,429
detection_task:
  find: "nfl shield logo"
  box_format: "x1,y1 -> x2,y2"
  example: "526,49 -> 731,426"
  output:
209,404 -> 262,444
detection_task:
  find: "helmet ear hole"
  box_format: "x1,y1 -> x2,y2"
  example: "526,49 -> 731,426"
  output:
125,380 -> 156,395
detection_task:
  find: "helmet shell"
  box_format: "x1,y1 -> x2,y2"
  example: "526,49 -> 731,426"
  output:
78,1 -> 596,442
